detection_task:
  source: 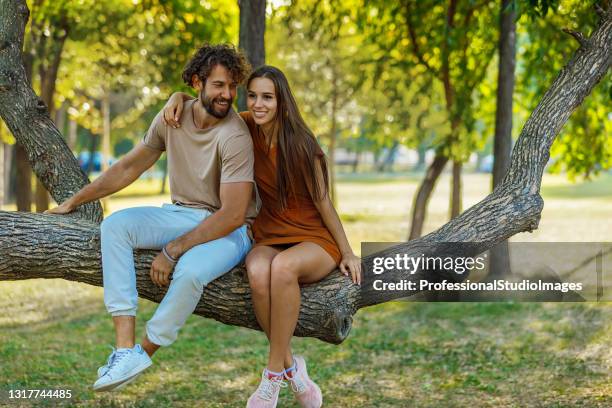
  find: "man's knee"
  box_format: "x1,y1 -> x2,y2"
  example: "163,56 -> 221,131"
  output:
172,259 -> 222,290
270,255 -> 299,285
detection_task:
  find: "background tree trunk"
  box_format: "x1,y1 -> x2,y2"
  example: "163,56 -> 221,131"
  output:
408,154 -> 448,239
450,160 -> 462,219
0,141 -> 3,207
489,0 -> 516,279
237,0 -> 266,111
1,0 -> 610,344
15,145 -> 31,211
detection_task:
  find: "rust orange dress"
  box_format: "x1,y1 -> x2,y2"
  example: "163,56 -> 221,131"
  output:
240,111 -> 342,265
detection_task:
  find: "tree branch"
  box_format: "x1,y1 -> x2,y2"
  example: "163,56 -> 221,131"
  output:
562,28 -> 588,47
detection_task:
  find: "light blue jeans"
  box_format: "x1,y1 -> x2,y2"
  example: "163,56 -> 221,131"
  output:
100,203 -> 251,346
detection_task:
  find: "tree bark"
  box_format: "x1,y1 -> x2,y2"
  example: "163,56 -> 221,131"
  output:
237,0 -> 266,112
489,0 -> 516,279
1,0 -> 610,344
450,160 -> 462,219
408,154 -> 448,240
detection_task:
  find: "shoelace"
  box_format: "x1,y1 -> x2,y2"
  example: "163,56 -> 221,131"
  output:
98,346 -> 118,377
257,376 -> 287,401
105,347 -> 131,374
288,375 -> 307,394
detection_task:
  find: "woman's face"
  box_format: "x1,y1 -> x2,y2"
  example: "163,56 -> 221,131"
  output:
247,77 -> 278,126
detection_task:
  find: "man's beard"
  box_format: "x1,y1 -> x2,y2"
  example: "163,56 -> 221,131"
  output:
201,93 -> 233,119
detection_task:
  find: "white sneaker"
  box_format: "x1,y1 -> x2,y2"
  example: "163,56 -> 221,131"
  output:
93,344 -> 152,392
246,369 -> 287,408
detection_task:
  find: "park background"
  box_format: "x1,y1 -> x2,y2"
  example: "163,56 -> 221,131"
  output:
0,0 -> 611,406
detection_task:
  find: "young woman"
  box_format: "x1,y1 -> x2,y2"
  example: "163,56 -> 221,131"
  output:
164,65 -> 361,408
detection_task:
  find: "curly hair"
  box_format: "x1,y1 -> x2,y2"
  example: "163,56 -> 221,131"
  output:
182,43 -> 251,87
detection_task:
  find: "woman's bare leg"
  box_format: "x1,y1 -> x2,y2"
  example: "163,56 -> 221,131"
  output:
245,245 -> 293,368
267,242 -> 336,372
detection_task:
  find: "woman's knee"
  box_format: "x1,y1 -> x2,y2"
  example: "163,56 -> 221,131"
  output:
270,255 -> 300,286
246,257 -> 272,296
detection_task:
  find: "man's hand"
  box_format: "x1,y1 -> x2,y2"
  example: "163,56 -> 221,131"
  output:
45,199 -> 76,215
150,250 -> 175,287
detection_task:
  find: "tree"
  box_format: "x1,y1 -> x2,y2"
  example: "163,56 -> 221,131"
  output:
1,0 -> 610,344
489,0 -> 517,279
237,0 -> 266,111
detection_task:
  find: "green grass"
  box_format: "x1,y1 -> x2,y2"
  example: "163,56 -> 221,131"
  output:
1,171 -> 612,407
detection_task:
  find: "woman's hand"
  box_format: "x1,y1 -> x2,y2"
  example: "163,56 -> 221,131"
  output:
163,92 -> 186,128
339,252 -> 362,285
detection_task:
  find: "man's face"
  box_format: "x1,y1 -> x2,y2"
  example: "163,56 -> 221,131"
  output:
198,64 -> 237,119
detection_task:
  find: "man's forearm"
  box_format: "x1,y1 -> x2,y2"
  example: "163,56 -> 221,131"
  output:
66,164 -> 139,208
166,209 -> 244,258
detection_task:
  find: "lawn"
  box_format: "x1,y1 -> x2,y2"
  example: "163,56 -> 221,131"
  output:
1,171 -> 611,407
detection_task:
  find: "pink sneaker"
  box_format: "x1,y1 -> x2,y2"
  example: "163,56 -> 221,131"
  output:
285,355 -> 323,408
246,370 -> 286,408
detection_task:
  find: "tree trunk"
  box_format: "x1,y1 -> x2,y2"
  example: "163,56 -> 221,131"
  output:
15,145 -> 31,211
0,141 -> 3,207
415,143 -> 427,171
1,0 -> 610,344
489,0 -> 516,279
34,176 -> 47,212
4,143 -> 15,204
237,0 -> 266,112
408,154 -> 448,240
450,160 -> 462,219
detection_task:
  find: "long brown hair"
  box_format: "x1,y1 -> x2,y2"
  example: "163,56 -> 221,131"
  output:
247,65 -> 330,210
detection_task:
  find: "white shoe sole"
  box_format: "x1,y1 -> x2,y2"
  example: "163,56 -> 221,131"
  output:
93,359 -> 152,392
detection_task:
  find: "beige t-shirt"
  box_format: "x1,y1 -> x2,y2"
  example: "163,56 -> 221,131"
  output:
142,99 -> 258,225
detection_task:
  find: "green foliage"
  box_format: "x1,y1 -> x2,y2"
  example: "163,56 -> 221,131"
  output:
267,1 -> 366,146
356,0 -> 499,162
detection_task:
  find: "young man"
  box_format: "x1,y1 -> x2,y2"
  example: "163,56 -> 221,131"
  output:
46,44 -> 258,392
